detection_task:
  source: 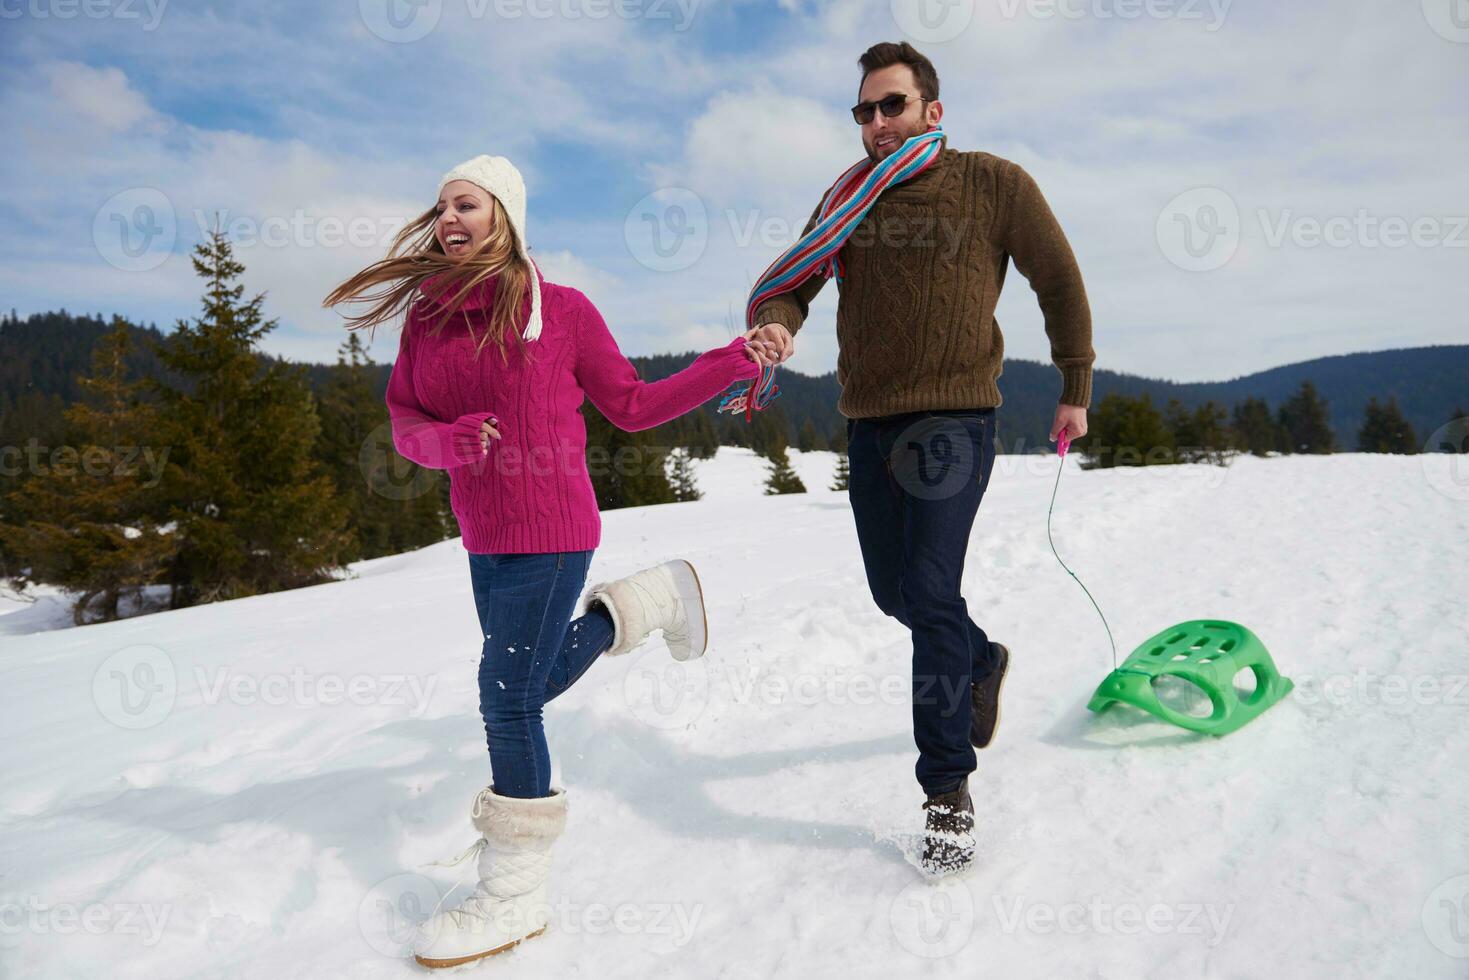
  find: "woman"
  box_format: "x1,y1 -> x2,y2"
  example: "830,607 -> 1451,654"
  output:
323,154 -> 775,968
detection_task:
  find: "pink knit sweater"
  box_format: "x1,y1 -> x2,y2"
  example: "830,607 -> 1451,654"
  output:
384,266 -> 760,553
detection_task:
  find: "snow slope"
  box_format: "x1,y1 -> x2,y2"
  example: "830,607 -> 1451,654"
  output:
2,449 -> 1466,979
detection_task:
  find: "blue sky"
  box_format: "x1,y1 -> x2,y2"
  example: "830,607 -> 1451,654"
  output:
2,0 -> 1466,385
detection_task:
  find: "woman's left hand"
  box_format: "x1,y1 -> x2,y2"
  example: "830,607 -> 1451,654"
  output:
741,330 -> 779,368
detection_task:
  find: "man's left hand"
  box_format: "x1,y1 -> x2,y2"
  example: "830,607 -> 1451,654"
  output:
1050,404 -> 1088,443
743,322 -> 795,364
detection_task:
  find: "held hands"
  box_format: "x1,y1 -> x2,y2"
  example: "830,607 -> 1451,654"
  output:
741,322 -> 794,368
1050,404 -> 1088,444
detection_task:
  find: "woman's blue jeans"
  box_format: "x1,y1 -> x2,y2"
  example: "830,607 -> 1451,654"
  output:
467,549 -> 616,799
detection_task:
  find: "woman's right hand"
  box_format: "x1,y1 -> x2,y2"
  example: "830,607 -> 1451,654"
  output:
744,323 -> 793,364
741,330 -> 779,367
479,417 -> 502,454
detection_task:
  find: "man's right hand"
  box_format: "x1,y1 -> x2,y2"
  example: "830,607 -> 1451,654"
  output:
745,322 -> 795,364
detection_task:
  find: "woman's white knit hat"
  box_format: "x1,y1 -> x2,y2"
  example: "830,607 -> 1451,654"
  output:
437,154 -> 543,341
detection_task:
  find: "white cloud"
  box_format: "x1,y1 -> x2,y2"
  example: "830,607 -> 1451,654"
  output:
3,1 -> 1464,387
533,249 -> 622,299
700,2 -> 1469,382
41,61 -> 154,132
650,82 -> 857,216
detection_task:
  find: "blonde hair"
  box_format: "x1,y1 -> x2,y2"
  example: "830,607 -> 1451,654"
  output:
322,194 -> 532,364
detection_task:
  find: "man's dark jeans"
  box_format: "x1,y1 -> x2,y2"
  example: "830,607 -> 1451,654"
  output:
846,407 -> 1002,796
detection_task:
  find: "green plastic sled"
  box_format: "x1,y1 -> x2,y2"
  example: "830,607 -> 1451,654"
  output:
1086,619 -> 1293,736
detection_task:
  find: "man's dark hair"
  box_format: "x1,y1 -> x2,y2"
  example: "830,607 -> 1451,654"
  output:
858,41 -> 940,101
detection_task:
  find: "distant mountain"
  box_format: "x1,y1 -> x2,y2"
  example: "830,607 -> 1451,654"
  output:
634,344 -> 1468,454
986,346 -> 1468,453
3,310 -> 1463,453
0,310 -> 173,408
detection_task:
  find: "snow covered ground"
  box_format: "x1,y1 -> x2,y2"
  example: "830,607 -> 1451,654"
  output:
2,449 -> 1466,979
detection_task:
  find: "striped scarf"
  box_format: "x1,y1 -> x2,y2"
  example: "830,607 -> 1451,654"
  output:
744,126 -> 947,329
718,126 -> 947,421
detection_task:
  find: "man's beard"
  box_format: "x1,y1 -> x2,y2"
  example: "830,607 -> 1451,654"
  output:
864,118 -> 930,163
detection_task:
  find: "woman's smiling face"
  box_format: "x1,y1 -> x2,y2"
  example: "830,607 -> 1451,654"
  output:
435,179 -> 496,258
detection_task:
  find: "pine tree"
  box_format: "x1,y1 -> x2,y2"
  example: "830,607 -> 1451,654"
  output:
763,449 -> 807,495
1357,396 -> 1418,454
657,409 -> 720,462
1277,380 -> 1335,454
315,331 -> 450,560
649,415 -> 686,461
747,405 -> 805,494
830,452 -> 850,491
1231,397 -> 1282,457
797,418 -> 825,453
148,223 -> 352,607
719,414 -> 751,449
582,401 -> 676,509
667,447 -> 702,502
0,390 -> 69,579
749,404 -> 791,460
1079,393 -> 1174,468
680,409 -> 720,460
828,422 -> 849,455
1165,399 -> 1234,465
0,317 -> 177,623
1431,407 -> 1469,454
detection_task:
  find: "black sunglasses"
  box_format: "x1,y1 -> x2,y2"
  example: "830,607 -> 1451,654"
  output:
851,92 -> 931,125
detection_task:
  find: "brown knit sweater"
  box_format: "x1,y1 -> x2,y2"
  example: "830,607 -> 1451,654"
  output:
753,149 -> 1095,418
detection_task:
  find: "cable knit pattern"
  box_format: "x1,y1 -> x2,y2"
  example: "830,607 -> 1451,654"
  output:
385,267 -> 760,554
753,150 -> 1096,416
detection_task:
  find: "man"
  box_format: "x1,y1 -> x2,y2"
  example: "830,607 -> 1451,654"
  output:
747,41 -> 1095,875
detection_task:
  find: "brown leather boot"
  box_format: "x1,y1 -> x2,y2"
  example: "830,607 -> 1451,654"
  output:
970,643 -> 1010,749
920,778 -> 975,876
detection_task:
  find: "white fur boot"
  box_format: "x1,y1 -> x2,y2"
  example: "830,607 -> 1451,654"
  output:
588,559 -> 708,661
414,786 -> 568,969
